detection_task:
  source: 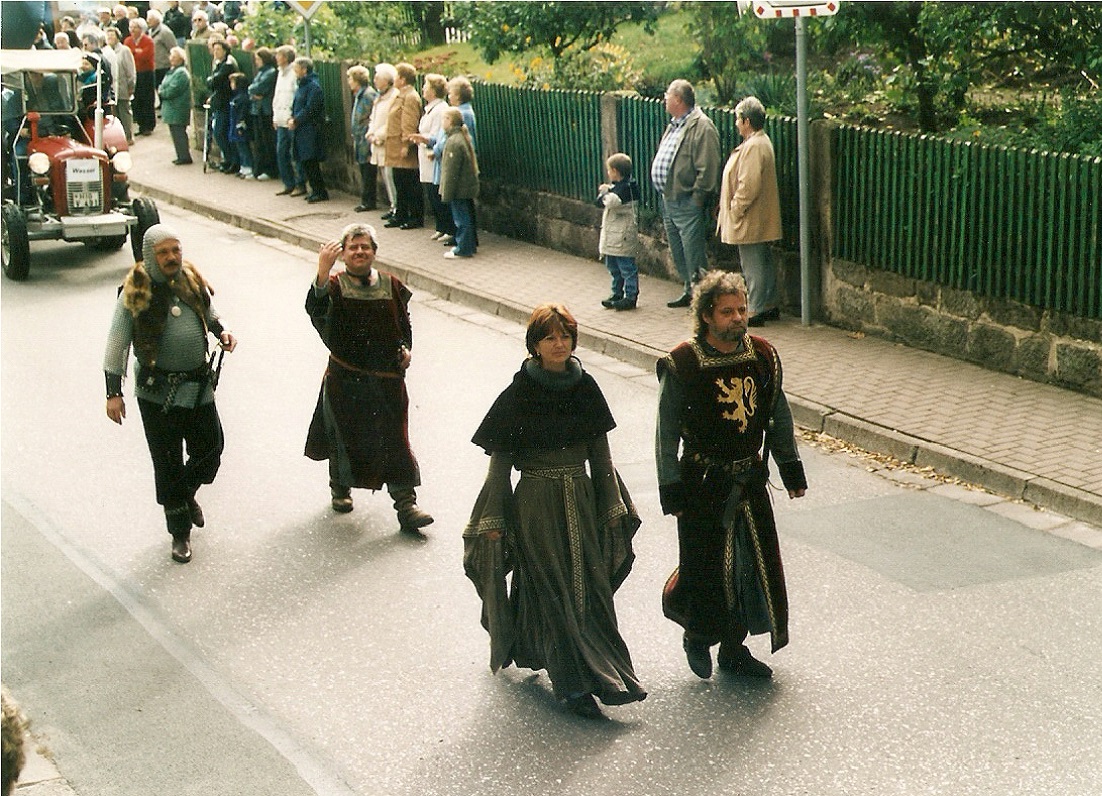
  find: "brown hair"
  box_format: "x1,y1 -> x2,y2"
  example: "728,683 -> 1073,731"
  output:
691,271 -> 747,337
395,62 -> 417,84
424,73 -> 447,100
526,304 -> 578,357
254,47 -> 276,68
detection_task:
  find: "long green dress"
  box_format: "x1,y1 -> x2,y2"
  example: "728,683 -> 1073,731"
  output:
463,357 -> 646,706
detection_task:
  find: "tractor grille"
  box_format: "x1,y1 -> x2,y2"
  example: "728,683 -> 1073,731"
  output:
64,158 -> 105,215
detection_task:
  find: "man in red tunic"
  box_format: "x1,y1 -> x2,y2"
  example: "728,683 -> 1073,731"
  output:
655,271 -> 807,679
304,223 -> 433,534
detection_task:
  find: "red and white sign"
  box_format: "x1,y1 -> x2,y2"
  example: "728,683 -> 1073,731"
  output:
753,0 -> 839,18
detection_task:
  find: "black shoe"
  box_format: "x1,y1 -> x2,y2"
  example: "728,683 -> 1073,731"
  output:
276,187 -> 294,196
612,297 -> 637,311
187,497 -> 205,528
667,292 -> 692,309
683,636 -> 713,679
601,294 -> 623,309
306,193 -> 330,203
384,218 -> 403,228
399,221 -> 423,230
748,307 -> 780,327
565,693 -> 604,719
717,643 -> 773,677
380,211 -> 394,221
353,204 -> 375,212
173,159 -> 194,165
289,186 -> 307,197
171,534 -> 192,564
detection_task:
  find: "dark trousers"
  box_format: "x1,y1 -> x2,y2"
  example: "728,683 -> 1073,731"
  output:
134,71 -> 157,133
168,124 -> 192,163
424,182 -> 455,235
392,166 -> 422,224
137,398 -> 224,531
302,159 -> 327,198
252,113 -> 277,178
358,162 -> 378,208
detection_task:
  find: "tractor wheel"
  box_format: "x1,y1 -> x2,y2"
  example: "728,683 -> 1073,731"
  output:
2,203 -> 31,281
130,197 -> 160,262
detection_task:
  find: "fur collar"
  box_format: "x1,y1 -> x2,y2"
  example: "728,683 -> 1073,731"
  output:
122,260 -> 212,317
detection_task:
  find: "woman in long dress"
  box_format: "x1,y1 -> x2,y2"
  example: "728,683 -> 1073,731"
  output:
464,304 -> 646,719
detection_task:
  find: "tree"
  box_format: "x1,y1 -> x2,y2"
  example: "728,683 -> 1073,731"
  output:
457,1 -> 660,63
820,1 -> 1102,133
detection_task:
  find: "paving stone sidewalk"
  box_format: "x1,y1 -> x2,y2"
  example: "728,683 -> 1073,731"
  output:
125,124 -> 1102,527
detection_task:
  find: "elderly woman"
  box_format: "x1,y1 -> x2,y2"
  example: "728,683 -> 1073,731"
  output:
368,63 -> 398,220
205,38 -> 239,173
347,65 -> 378,211
464,304 -> 646,719
158,46 -> 193,164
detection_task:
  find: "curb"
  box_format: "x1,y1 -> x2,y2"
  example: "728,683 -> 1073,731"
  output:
131,182 -> 1102,529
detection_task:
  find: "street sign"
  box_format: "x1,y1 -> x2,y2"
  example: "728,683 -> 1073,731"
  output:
285,0 -> 324,20
752,0 -> 839,18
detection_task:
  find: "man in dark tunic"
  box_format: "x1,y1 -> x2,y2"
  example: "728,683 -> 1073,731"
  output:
305,222 -> 433,534
655,271 -> 807,679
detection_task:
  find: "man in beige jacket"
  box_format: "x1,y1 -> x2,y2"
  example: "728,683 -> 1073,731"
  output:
717,96 -> 783,326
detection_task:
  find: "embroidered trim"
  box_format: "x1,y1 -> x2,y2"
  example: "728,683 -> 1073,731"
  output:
689,338 -> 757,370
521,465 -> 587,616
744,502 -> 778,637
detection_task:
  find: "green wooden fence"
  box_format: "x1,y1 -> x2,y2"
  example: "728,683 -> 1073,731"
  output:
834,127 -> 1101,318
475,82 -> 604,202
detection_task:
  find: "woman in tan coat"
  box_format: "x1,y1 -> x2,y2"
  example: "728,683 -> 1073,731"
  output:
384,62 -> 424,229
717,96 -> 783,326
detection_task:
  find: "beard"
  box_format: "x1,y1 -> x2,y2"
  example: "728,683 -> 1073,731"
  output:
711,325 -> 746,344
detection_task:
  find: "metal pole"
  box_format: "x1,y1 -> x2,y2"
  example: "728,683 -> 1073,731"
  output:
796,16 -> 812,325
304,18 -> 312,57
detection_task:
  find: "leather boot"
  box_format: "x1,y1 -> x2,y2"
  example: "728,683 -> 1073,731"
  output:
330,485 -> 353,513
171,532 -> 192,563
389,488 -> 434,534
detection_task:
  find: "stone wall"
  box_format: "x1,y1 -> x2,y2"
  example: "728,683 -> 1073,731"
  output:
825,258 -> 1102,397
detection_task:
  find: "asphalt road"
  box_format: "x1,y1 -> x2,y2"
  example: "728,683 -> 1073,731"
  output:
3,206 -> 1101,796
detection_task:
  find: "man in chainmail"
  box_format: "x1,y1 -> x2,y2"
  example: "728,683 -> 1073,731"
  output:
103,224 -> 237,563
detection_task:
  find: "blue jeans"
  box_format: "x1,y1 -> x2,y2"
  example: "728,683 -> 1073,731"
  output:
739,242 -> 776,315
450,199 -> 476,256
661,195 -> 709,291
276,126 -> 302,189
235,140 -> 253,172
605,255 -> 639,299
211,109 -> 236,168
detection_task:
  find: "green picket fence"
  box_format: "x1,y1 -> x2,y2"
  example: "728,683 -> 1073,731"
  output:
834,127 -> 1101,318
475,82 -> 604,201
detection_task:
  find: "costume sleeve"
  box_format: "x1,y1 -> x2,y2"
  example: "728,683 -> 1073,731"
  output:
588,434 -> 640,592
765,385 -> 807,492
462,451 -> 516,673
305,280 -> 333,345
205,297 -> 225,338
655,363 -> 687,513
102,294 -> 134,378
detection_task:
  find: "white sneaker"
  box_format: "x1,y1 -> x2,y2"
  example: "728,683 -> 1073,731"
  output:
429,231 -> 443,240
443,250 -> 458,259
439,235 -> 455,246
255,173 -> 272,181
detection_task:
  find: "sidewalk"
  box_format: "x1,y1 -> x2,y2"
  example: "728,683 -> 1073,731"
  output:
125,124 -> 1102,529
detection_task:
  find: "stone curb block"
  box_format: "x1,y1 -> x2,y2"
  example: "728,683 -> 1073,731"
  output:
821,413 -> 920,465
1023,477 -> 1102,528
913,442 -> 1031,501
788,396 -> 834,433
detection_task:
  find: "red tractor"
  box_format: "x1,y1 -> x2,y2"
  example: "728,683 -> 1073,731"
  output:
1,48 -> 159,280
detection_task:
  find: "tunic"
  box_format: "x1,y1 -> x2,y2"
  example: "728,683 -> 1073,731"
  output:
464,358 -> 646,705
656,336 -> 807,652
304,270 -> 419,490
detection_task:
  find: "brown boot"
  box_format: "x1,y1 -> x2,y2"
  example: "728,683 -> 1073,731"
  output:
330,485 -> 353,513
389,488 -> 433,534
